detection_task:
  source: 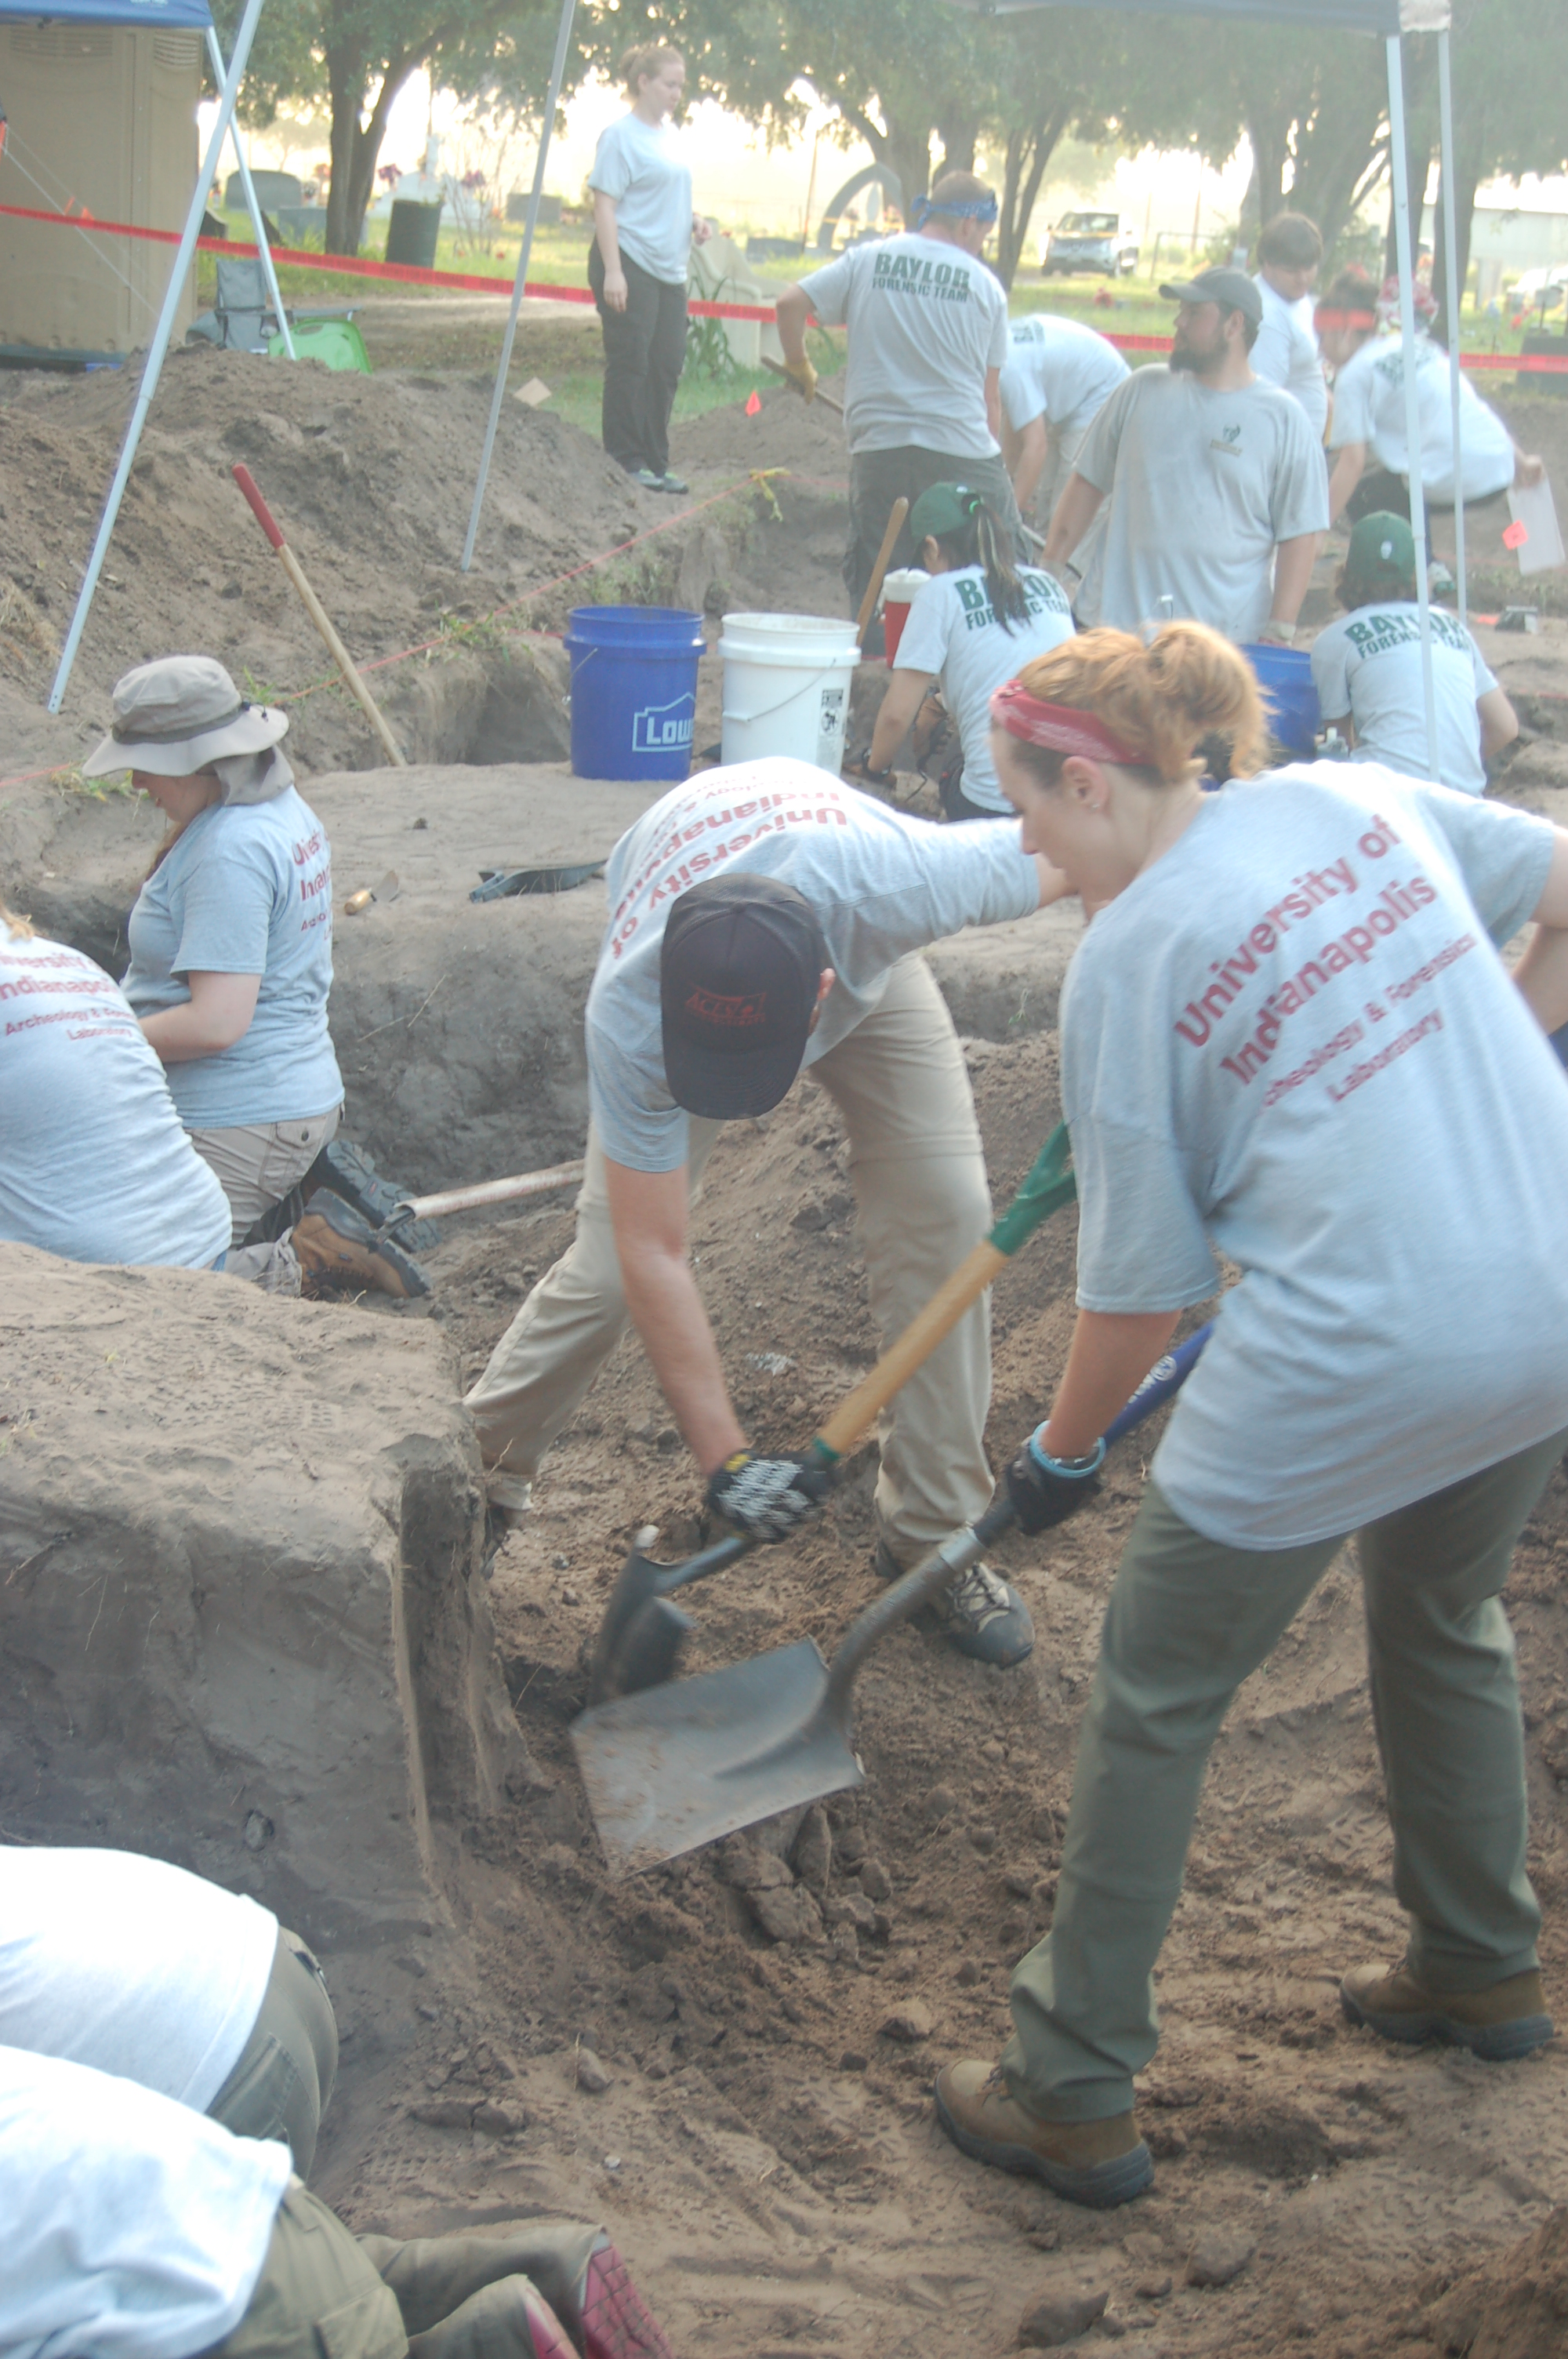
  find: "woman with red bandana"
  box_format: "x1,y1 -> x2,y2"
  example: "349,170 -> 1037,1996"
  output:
932,620 -> 1568,2209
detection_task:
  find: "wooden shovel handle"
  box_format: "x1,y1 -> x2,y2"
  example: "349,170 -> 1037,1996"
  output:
815,1237 -> 1005,1459
854,496 -> 909,650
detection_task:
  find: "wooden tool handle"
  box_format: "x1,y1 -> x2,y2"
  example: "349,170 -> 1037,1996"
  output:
815,1238 -> 1005,1459
855,496 -> 909,649
761,352 -> 844,416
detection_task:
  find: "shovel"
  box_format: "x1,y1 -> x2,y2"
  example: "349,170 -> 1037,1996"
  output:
572,1321 -> 1211,1876
585,1123 -> 1078,1709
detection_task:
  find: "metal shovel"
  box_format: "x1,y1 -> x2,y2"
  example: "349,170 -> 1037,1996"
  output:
586,1123 -> 1079,1707
572,1323 -> 1210,1876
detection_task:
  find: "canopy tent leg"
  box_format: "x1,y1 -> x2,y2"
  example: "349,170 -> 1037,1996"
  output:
1436,24 -> 1465,627
205,21 -> 296,362
47,0 -> 270,714
461,0 -> 578,572
1385,31 -> 1440,783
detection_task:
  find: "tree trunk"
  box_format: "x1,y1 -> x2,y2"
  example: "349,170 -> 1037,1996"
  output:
1383,125 -> 1431,281
323,40 -> 426,255
1431,149 -> 1482,349
935,109 -> 978,180
996,102 -> 1071,292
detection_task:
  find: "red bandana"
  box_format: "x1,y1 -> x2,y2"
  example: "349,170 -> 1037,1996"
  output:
1313,306 -> 1377,333
990,679 -> 1143,766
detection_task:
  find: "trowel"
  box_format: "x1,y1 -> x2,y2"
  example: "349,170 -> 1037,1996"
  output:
572,1323 -> 1210,1876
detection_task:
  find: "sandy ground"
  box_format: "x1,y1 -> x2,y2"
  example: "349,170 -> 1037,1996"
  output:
6,350 -> 1568,2355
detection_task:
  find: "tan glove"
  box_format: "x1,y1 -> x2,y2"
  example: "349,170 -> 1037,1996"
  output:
782,354 -> 818,404
1255,618 -> 1298,646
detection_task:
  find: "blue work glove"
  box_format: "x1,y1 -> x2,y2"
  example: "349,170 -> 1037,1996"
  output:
1005,1430 -> 1105,1535
706,1450 -> 831,1543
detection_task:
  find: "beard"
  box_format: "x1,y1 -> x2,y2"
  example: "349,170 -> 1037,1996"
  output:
1169,341 -> 1209,373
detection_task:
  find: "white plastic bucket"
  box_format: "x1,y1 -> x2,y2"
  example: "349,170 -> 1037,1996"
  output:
877,567 -> 930,664
718,611 -> 860,776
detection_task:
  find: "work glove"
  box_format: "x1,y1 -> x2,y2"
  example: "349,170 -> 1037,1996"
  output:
842,747 -> 895,787
706,1449 -> 831,1543
782,354 -> 818,403
1254,618 -> 1298,646
1004,1430 -> 1105,1535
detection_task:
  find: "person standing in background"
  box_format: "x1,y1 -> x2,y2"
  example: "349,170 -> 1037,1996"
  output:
1252,211 -> 1328,441
588,42 -> 712,496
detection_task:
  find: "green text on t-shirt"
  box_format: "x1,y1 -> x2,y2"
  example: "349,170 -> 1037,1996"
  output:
953,571 -> 1072,634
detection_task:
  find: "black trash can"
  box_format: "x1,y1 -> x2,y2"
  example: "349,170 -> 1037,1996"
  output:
1520,329 -> 1568,397
386,200 -> 442,270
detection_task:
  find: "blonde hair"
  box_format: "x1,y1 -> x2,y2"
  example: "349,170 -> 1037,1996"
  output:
622,41 -> 683,95
1,898 -> 35,940
1009,623 -> 1268,787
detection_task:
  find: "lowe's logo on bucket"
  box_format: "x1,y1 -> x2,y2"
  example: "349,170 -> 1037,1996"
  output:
632,693 -> 695,754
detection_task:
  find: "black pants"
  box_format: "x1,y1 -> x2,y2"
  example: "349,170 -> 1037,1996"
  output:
846,444 -> 1027,657
588,242 -> 688,477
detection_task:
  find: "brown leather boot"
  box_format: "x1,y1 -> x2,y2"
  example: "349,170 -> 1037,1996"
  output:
1341,1961 -> 1553,2062
291,1190 -> 430,1301
933,2058 -> 1152,2208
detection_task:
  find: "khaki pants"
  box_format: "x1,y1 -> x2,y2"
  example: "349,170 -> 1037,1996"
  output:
1004,1433 -> 1566,2125
208,1926 -> 339,2180
193,1107 -> 342,1296
205,2191 -> 604,2359
465,955 -> 995,1560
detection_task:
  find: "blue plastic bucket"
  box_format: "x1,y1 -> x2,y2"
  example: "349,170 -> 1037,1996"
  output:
1240,643 -> 1319,761
564,605 -> 707,781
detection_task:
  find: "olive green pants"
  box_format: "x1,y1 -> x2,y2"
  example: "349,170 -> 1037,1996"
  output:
1005,1432 -> 1566,2124
207,2186 -> 604,2359
208,1927 -> 339,2179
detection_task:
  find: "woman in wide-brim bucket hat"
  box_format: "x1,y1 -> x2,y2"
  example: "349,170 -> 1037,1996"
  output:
93,656 -> 425,1300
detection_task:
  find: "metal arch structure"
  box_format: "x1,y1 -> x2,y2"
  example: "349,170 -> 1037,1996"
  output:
946,0 -> 1460,780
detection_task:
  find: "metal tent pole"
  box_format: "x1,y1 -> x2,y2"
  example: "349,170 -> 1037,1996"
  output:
1385,31 -> 1440,781
205,21 -> 296,361
48,0 -> 270,713
461,0 -> 577,572
1436,25 -> 1465,626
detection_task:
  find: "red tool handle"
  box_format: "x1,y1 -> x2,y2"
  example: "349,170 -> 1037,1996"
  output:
231,463 -> 286,551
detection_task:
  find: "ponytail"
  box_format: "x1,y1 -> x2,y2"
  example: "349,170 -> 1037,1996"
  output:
1007,623 -> 1269,787
930,495 -> 1031,631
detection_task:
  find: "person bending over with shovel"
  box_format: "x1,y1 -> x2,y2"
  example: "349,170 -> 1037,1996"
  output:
465,754 -> 1070,1667
934,622 -> 1568,2208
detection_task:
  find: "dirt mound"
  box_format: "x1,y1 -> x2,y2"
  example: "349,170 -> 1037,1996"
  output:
1410,2206 -> 1568,2356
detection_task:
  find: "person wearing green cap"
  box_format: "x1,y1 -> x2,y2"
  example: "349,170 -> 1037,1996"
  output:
847,482 -> 1075,819
1310,511 -> 1518,795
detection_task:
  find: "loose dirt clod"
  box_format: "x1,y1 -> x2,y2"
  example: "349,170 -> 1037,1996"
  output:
1018,2287 -> 1109,2346
1187,2231 -> 1256,2288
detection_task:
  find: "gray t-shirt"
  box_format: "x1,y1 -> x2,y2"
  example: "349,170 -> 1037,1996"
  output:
122,787 -> 342,1131
1329,333 -> 1515,504
1075,365 -> 1330,643
588,758 -> 1040,1169
0,925 -> 232,1270
800,232 -> 1009,460
894,562 -> 1076,812
589,112 -> 693,286
1060,762 -> 1567,1548
1000,314 -> 1129,439
1311,603 -> 1498,795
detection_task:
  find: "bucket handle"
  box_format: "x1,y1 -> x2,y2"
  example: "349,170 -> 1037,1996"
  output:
720,667 -> 850,732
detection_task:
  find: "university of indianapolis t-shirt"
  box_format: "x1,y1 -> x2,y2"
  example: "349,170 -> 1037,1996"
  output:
800,232 -> 1010,460
0,924 -> 232,1270
1074,365 -> 1329,643
586,757 -> 1040,1169
1311,602 -> 1498,794
1059,762 -> 1568,1548
122,787 -> 343,1131
894,562 -> 1076,812
588,111 -> 693,285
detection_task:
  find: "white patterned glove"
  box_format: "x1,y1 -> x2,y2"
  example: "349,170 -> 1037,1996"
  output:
706,1449 -> 830,1543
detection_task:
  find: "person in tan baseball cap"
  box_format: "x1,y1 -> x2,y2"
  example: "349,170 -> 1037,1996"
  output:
84,655 -> 426,1301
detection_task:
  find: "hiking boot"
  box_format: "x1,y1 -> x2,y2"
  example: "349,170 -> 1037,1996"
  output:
656,470 -> 689,496
934,2059 -> 1152,2208
874,1539 -> 1033,1667
292,1190 -> 431,1300
304,1138 -> 441,1251
1340,1961 -> 1553,2062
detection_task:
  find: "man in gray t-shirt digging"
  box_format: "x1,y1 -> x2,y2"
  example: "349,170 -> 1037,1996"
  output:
1044,265 -> 1327,645
775,173 -> 1027,655
465,757 -> 1068,1667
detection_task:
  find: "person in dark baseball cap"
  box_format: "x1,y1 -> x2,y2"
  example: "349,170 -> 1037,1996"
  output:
1156,264 -> 1264,337
659,873 -> 830,1119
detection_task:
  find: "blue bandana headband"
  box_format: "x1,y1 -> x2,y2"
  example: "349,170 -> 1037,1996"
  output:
910,193 -> 998,231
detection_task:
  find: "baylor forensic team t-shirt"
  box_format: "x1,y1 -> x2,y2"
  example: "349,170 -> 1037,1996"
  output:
800,231 -> 1010,460
895,562 -> 1076,812
1075,365 -> 1329,642
1059,763 -> 1568,1548
1312,602 -> 1498,795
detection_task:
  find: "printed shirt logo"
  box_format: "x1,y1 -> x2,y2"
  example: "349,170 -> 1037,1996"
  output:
1210,422 -> 1243,458
687,986 -> 767,1027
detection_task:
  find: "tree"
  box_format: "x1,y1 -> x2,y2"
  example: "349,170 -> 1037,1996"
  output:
1428,0 -> 1568,344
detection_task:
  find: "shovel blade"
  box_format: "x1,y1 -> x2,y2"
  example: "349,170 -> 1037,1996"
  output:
571,1639 -> 863,1876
